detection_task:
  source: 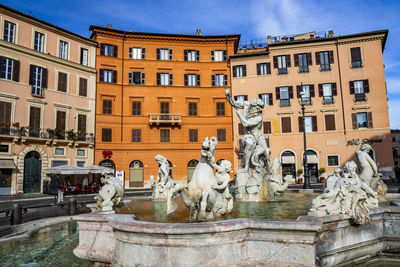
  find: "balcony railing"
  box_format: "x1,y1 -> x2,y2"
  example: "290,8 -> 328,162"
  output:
300,97 -> 312,106
354,93 -> 367,102
280,99 -> 291,107
323,96 -> 334,104
149,113 -> 182,126
320,64 -> 331,71
351,61 -> 363,68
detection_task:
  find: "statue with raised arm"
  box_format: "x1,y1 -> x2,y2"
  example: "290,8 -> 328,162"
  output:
152,154 -> 174,200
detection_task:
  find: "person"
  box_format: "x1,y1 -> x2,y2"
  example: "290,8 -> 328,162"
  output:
82,176 -> 88,188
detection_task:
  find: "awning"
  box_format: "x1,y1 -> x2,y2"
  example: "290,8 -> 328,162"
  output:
45,165 -> 88,175
0,159 -> 17,169
281,155 -> 295,164
307,155 -> 318,164
84,165 -> 114,174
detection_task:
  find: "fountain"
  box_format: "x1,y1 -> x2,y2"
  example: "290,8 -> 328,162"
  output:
72,93 -> 400,267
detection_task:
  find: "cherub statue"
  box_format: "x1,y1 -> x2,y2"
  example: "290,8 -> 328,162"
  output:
208,156 -> 233,214
152,154 -> 174,200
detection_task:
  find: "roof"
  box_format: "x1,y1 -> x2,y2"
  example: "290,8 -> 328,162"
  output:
89,25 -> 241,52
0,4 -> 96,45
230,50 -> 269,59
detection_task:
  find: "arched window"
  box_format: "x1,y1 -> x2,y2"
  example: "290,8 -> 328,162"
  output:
129,160 -> 143,187
187,160 -> 198,182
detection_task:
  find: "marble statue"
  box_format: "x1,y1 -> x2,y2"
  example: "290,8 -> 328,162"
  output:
355,144 -> 387,200
309,161 -> 378,225
225,88 -> 273,201
152,154 -> 174,200
167,137 -> 233,220
95,173 -> 124,212
270,158 -> 296,194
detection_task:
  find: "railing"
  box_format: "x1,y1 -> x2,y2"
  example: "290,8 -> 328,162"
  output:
300,97 -> 312,105
280,99 -> 291,107
149,113 -> 182,125
323,96 -> 334,105
320,64 -> 331,71
278,68 -> 288,75
351,61 -> 363,68
354,93 -> 367,102
238,38 -> 268,50
299,66 -> 309,73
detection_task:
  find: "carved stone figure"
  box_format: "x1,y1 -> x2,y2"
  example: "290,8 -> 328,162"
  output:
270,158 -> 296,194
167,137 -> 233,221
95,174 -> 124,212
309,161 -> 378,225
225,89 -> 273,201
152,154 -> 174,200
355,144 -> 387,200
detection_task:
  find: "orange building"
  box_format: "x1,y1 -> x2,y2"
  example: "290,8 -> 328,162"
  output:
90,25 -> 240,187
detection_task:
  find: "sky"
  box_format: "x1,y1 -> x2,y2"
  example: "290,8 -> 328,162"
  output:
3,0 -> 400,128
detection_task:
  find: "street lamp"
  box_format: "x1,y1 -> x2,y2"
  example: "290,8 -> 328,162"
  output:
300,87 -> 312,189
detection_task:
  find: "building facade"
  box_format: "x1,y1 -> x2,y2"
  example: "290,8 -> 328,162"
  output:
0,4 -> 97,195
230,30 -> 393,181
90,25 -> 240,187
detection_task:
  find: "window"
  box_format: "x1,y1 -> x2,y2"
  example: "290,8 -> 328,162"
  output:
59,40 -> 68,60
316,51 -> 334,71
217,129 -> 226,141
29,65 -> 47,96
77,161 -> 85,167
52,160 -> 68,167
157,48 -> 172,60
128,72 -> 145,85
327,155 -> 339,167
319,83 -> 337,104
211,50 -> 226,61
352,112 -> 373,129
0,144 -> 9,153
55,148 -> 64,155
273,55 -> 290,74
299,116 -> 317,132
232,65 -> 246,77
276,86 -> 293,107
295,53 -> 311,73
1,58 -> 13,80
132,129 -> 141,142
212,74 -> 227,87
325,114 -> 336,131
263,121 -> 272,134
157,73 -> 173,86
100,44 -> 117,57
80,48 -> 88,65
77,114 -> 87,136
29,106 -> 41,137
3,21 -> 15,43
103,99 -> 112,114
216,102 -> 225,116
102,128 -> 112,142
129,47 -> 145,59
189,129 -> 198,142
184,74 -> 200,86
350,80 -> 369,101
160,129 -> 170,142
238,123 -> 244,135
56,110 -> 66,137
160,102 -> 169,120
304,116 -> 313,132
77,149 -> 85,157
132,101 -> 141,115
188,102 -> 197,116
351,47 -> 362,68
57,72 -> 68,92
34,32 -> 44,52
281,117 -> 291,133
234,95 -> 248,102
297,85 -> 314,105
257,62 -> 271,75
0,101 -> 11,135
100,69 -> 117,83
79,78 -> 88,97
184,50 -> 199,61
258,93 -> 273,106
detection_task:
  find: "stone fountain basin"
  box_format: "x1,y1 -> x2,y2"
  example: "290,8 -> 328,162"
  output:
73,206 -> 400,267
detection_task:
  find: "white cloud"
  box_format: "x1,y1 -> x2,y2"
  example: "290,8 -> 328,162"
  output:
386,77 -> 400,94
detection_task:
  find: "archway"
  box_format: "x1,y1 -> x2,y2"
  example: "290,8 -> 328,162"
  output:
303,149 -> 319,182
187,160 -> 198,182
281,150 -> 296,178
129,160 -> 144,187
24,151 -> 42,193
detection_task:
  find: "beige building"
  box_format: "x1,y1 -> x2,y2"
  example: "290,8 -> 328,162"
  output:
0,4 -> 97,195
230,30 -> 393,181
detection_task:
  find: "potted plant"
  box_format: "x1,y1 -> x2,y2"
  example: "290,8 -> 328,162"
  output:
53,128 -> 62,139
66,129 -> 78,140
297,169 -> 303,177
298,177 -> 303,184
4,121 -> 10,127
13,122 -> 19,127
319,177 -> 325,183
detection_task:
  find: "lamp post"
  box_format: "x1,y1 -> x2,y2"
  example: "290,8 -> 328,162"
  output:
300,87 -> 312,189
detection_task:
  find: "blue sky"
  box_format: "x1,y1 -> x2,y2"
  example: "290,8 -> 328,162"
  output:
3,0 -> 400,128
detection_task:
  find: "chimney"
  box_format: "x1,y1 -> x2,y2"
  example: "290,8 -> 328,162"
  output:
267,36 -> 272,45
107,24 -> 112,29
328,30 -> 334,37
196,29 -> 202,36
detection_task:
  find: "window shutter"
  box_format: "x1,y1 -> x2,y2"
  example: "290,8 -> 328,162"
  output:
275,87 -> 280,100
156,73 -> 160,85
268,93 -> 273,105
99,69 -> 104,82
352,113 -> 357,129
243,65 -> 247,76
12,60 -> 20,82
298,117 -> 304,132
325,114 -> 336,131
196,50 -> 200,61
349,81 -> 355,94
0,57 -> 3,74
141,48 -> 146,59
286,55 -> 291,67
169,73 -> 173,85
224,74 -> 228,86
29,65 -> 35,85
79,78 -> 87,96
263,121 -> 271,134
196,74 -> 200,86
211,50 -> 214,61
223,50 -> 227,61
328,50 -> 334,64
42,68 -> 48,88
184,50 -> 188,61
169,49 -> 173,60
29,107 -> 41,130
113,45 -> 118,58
364,79 -> 369,93
310,84 -> 315,97
256,63 -> 260,75
78,114 -> 87,134
315,52 -> 320,65
296,85 -> 301,98
282,117 -> 291,133
100,44 -> 105,56
307,53 -> 312,65
267,62 -> 271,74
312,116 -> 318,132
288,86 -> 293,99
350,47 -> 361,62
56,111 -> 66,131
294,54 -> 299,67
141,72 -> 145,84
128,72 -> 133,84
232,66 -> 237,78
184,74 -> 188,86
112,70 -> 117,83
332,83 -> 337,96
273,56 -> 278,68
318,84 -> 323,97
367,112 -> 373,128
156,48 -> 160,60
211,74 -> 215,86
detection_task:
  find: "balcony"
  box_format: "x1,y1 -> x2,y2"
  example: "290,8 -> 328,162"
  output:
279,99 -> 291,107
300,97 -> 312,106
351,61 -> 363,68
149,113 -> 182,127
323,96 -> 334,105
354,93 -> 367,102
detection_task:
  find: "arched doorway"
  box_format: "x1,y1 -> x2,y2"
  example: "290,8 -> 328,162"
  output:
281,150 -> 296,178
129,160 -> 143,187
187,160 -> 198,182
99,159 -> 115,171
24,151 -> 42,193
304,150 -> 318,182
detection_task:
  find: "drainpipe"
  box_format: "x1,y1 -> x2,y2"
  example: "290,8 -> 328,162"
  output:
336,38 -> 346,134
121,33 -> 125,142
226,36 -> 234,142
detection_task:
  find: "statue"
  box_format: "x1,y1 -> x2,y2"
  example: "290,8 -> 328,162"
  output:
152,154 -> 174,200
355,144 -> 387,200
167,137 -> 233,221
270,158 -> 296,194
309,161 -> 378,225
95,173 -> 124,212
225,88 -> 273,201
